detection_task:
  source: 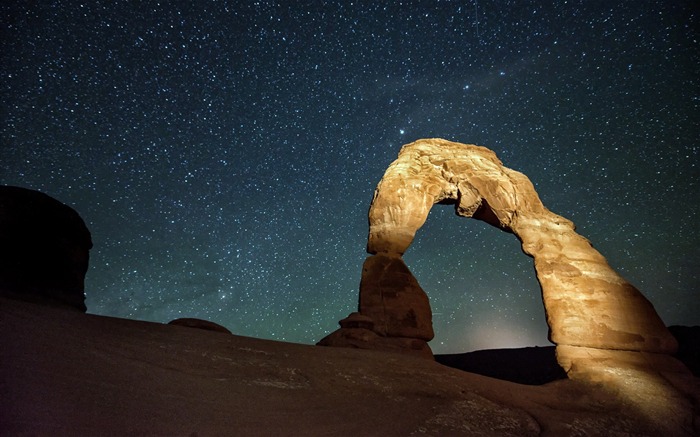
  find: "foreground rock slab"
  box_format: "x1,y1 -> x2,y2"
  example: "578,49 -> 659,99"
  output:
2,298 -> 698,436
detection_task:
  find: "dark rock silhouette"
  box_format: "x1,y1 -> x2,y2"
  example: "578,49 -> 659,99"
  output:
436,346 -> 568,385
436,328 -> 700,385
168,317 -> 232,334
669,325 -> 700,377
439,335 -> 700,384
0,186 -> 92,311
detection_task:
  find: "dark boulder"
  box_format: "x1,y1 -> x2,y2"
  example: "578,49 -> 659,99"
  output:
668,325 -> 700,376
435,346 -> 568,385
0,186 -> 92,311
168,318 -> 232,334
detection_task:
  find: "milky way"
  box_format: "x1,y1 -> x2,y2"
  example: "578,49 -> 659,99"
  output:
2,1 -> 698,353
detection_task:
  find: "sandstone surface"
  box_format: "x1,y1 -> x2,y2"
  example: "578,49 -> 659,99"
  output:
323,139 -> 677,358
367,138 -> 676,355
358,253 -> 433,340
3,297 -> 698,436
0,185 -> 92,312
318,253 -> 435,357
320,139 -> 697,431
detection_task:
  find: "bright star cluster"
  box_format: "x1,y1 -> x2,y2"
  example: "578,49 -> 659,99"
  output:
2,1 -> 698,353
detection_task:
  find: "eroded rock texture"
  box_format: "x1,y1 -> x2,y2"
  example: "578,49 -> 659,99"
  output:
320,139 -> 697,430
319,254 -> 436,358
322,138 -> 677,359
318,253 -> 435,357
0,186 -> 92,311
373,139 -> 676,353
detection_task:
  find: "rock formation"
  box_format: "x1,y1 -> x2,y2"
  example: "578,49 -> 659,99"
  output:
318,253 -> 435,357
320,138 -> 698,431
358,253 -> 433,340
669,325 -> 700,376
318,310 -> 433,358
0,186 -> 92,312
322,139 -> 677,357
168,317 -> 232,334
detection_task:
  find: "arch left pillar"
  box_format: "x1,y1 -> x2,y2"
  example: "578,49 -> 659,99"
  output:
318,252 -> 434,358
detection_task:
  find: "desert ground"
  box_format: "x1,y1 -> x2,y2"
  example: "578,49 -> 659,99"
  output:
2,297 -> 698,436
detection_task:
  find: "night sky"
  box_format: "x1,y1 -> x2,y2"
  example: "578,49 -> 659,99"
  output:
2,1 -> 698,353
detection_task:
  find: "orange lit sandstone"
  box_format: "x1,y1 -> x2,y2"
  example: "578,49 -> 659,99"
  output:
320,139 -> 697,433
367,138 -> 675,355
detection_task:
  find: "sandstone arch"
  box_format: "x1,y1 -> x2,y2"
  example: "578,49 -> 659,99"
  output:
320,138 -> 677,363
319,140 -> 698,431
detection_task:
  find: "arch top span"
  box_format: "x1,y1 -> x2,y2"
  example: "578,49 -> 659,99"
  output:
367,138 -> 555,255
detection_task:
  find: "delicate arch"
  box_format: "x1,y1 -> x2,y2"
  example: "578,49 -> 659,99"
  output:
318,139 -> 693,429
366,138 -> 675,355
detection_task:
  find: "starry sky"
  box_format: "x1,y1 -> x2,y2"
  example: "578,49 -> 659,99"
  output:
2,1 -> 698,353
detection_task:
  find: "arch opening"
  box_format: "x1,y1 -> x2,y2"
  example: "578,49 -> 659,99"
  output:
403,204 -> 549,354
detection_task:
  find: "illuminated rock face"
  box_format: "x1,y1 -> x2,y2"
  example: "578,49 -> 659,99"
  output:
367,138 -> 677,356
321,138 -> 678,364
